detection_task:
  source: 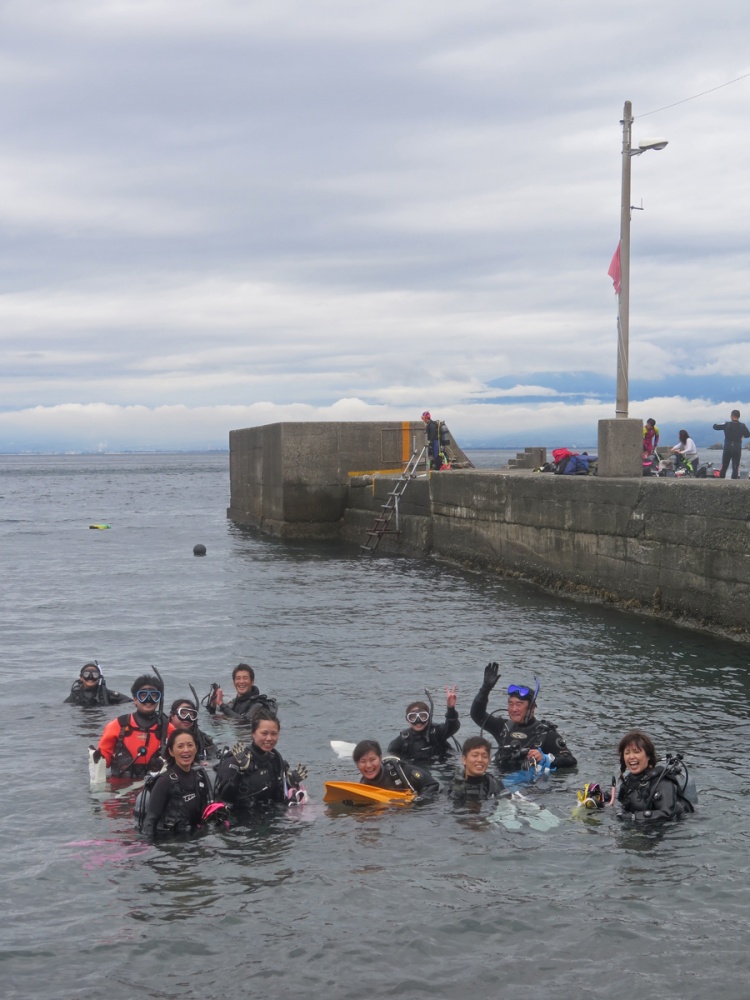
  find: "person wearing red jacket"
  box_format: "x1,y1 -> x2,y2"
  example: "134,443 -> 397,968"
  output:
94,673 -> 173,779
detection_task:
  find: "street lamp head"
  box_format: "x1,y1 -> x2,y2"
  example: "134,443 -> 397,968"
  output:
637,137 -> 668,152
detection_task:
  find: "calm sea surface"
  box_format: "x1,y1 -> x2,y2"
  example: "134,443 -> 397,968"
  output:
1,452 -> 748,1000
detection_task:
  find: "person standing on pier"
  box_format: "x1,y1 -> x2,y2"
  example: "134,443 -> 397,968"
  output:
713,410 -> 750,479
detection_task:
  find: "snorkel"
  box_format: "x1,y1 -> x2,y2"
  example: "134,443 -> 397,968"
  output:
189,683 -> 200,717
424,688 -> 434,731
524,675 -> 540,724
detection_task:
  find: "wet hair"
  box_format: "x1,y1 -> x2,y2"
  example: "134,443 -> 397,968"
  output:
130,673 -> 163,697
166,728 -> 197,759
353,739 -> 382,763
232,663 -> 255,683
678,429 -> 689,445
732,409 -> 741,419
406,700 -> 429,715
617,730 -> 657,774
462,736 -> 492,756
169,698 -> 197,716
250,709 -> 280,733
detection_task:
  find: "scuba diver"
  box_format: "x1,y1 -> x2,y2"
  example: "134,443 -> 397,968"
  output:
449,736 -> 505,804
136,729 -> 221,839
353,739 -> 440,800
470,662 -> 577,773
615,730 -> 696,823
387,685 -> 460,762
205,663 -> 277,724
214,710 -> 307,814
93,673 -> 172,779
168,698 -> 216,762
64,662 -> 129,706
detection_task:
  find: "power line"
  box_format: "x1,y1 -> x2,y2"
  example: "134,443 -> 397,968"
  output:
638,70 -> 750,118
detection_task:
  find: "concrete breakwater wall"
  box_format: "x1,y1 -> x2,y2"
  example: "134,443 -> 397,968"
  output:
228,422 -> 750,636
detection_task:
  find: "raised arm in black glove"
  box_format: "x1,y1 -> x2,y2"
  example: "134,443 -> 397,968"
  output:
483,661 -> 500,689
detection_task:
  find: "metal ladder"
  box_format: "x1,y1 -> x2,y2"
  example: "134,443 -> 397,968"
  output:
360,446 -> 427,556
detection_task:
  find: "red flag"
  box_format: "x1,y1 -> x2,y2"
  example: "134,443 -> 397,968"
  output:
608,242 -> 621,295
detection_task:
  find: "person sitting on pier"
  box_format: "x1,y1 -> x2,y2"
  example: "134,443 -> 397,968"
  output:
206,663 -> 277,724
470,663 -> 576,774
387,686 -> 460,762
670,429 -> 698,473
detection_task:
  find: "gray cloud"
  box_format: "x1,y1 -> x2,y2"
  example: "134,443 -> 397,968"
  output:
2,1 -> 750,449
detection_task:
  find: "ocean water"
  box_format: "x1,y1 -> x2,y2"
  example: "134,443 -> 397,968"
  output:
1,452 -> 749,1000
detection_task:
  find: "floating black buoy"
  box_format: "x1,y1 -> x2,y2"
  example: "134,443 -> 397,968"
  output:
193,544 -> 207,556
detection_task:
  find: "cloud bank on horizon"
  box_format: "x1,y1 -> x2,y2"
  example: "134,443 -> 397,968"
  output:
2,1 -> 749,452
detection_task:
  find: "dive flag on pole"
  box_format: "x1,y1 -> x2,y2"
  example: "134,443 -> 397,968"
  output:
608,242 -> 621,295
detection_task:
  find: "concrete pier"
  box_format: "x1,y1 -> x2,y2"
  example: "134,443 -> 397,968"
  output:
228,421 -> 750,637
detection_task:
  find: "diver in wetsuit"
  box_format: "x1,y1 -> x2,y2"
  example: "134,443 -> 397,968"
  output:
65,662 -> 129,706
470,662 -> 576,773
169,698 -> 216,762
138,729 -> 214,839
214,711 -> 306,814
713,410 -> 750,479
94,674 -> 171,779
449,736 -> 504,804
387,686 -> 460,762
206,663 -> 277,724
616,730 -> 696,823
353,739 -> 439,800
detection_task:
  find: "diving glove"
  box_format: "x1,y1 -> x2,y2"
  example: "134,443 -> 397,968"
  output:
483,661 -> 500,689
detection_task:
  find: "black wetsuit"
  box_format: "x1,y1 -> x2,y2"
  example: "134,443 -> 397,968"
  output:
64,680 -> 129,706
191,725 -> 217,762
208,685 -> 278,723
214,743 -> 288,811
141,766 -> 212,838
617,765 -> 695,823
470,685 -> 576,772
387,708 -> 460,762
361,757 -> 440,798
449,770 -> 504,803
713,420 -> 750,479
425,419 -> 441,469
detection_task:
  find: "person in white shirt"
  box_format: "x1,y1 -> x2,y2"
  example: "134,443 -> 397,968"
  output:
670,429 -> 698,472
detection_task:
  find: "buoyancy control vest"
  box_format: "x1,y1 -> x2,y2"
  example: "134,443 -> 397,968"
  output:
65,679 -> 125,706
111,713 -> 169,778
214,744 -> 287,808
617,763 -> 697,821
493,718 -> 551,771
450,770 -> 504,802
136,766 -> 212,835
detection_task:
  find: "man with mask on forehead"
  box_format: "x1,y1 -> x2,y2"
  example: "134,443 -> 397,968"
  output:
470,662 -> 576,774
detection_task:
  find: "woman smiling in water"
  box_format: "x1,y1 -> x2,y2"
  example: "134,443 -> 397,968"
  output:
214,710 -> 307,813
139,729 -> 214,839
616,730 -> 696,823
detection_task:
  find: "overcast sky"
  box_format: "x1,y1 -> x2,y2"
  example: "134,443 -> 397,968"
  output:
2,1 -> 749,451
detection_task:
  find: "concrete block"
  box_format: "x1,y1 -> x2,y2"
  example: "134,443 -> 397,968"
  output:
597,419 -> 643,477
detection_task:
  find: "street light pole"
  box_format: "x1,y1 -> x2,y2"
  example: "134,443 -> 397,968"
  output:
616,101 -> 633,419
598,103 -> 667,476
